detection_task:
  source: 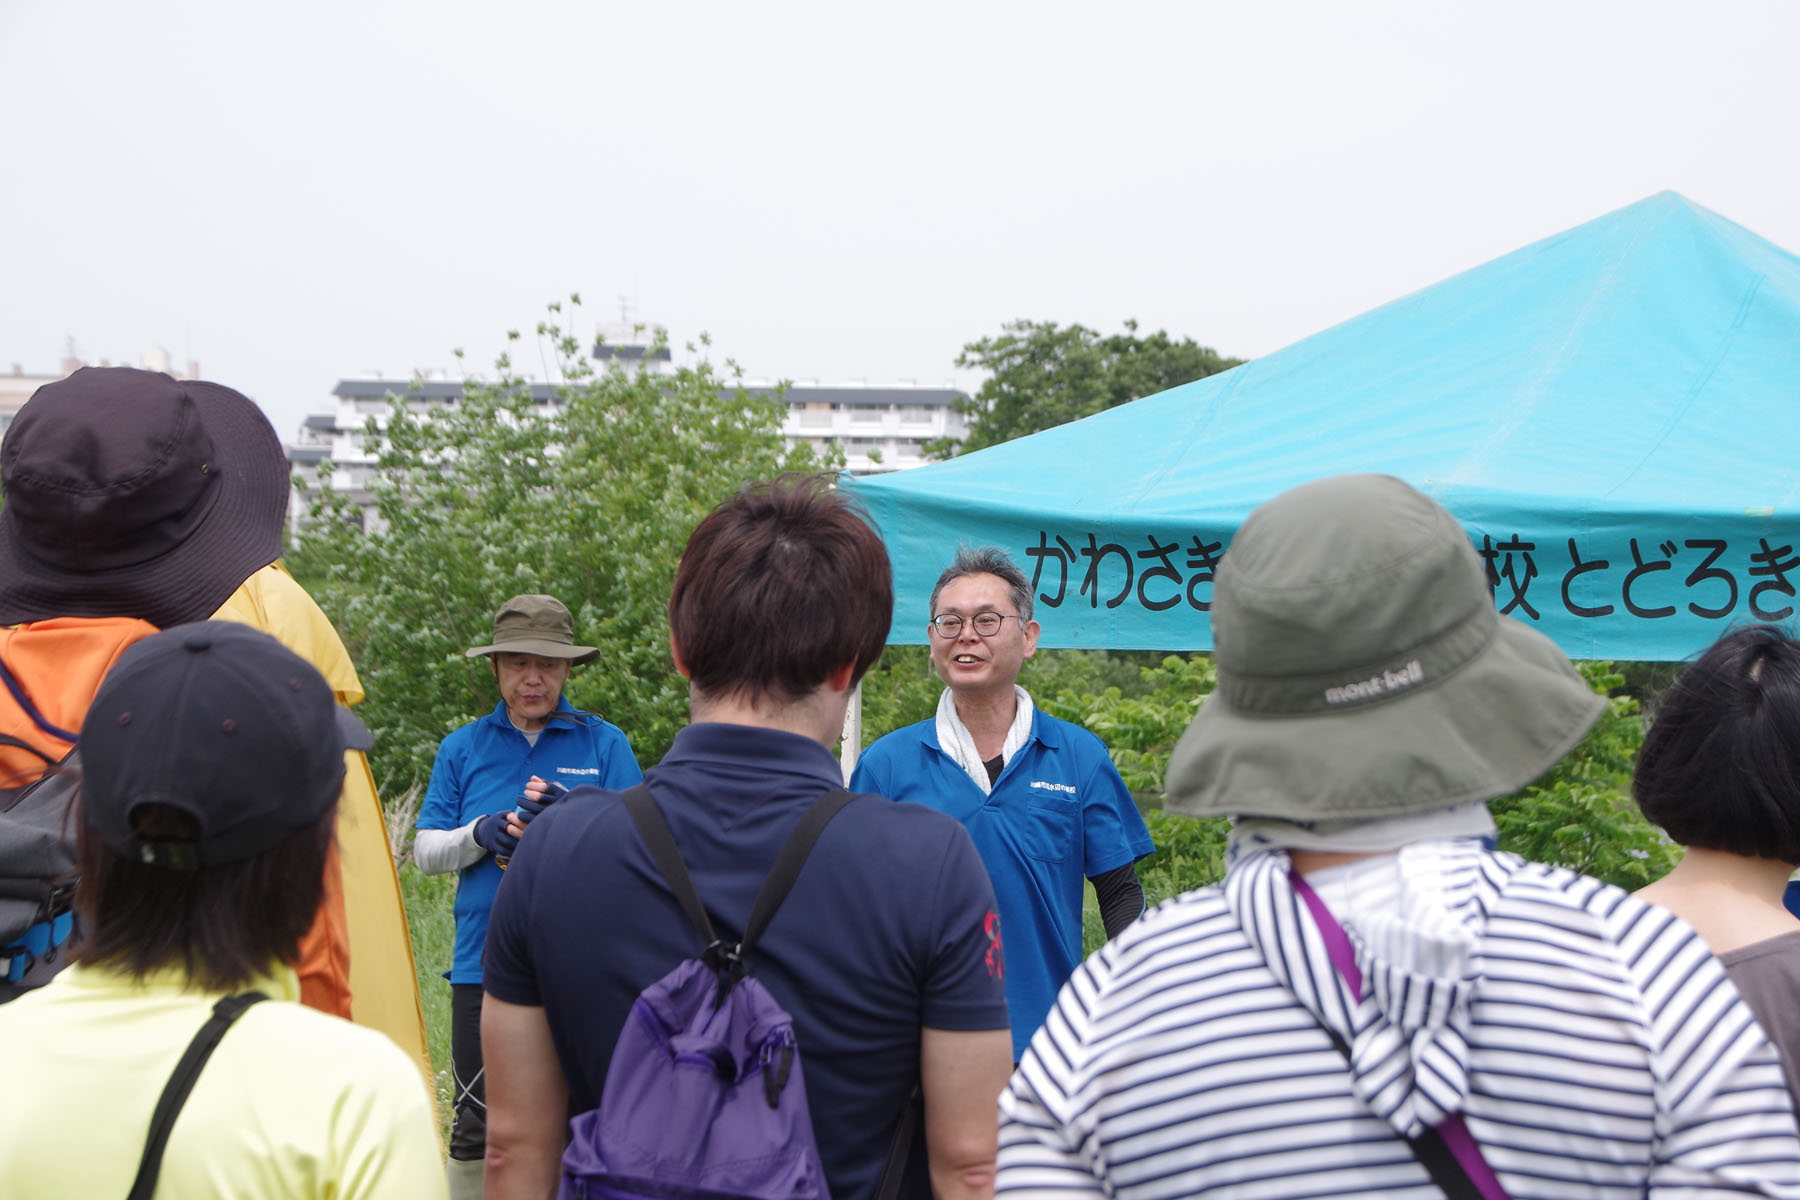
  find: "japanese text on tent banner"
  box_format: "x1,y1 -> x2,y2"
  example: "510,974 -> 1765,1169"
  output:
1022,530 -> 1800,623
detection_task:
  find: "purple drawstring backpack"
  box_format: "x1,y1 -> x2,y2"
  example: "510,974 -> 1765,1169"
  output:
558,785 -> 851,1200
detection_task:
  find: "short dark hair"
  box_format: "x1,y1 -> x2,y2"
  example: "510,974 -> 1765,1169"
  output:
669,473 -> 892,705
74,801 -> 335,992
930,546 -> 1034,623
1635,625 -> 1800,864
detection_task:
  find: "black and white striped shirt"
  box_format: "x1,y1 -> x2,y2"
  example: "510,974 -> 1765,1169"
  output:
999,842 -> 1800,1198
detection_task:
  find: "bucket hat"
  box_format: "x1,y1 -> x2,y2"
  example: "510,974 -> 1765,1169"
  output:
81,621 -> 372,870
465,594 -> 598,664
1164,474 -> 1603,822
0,367 -> 288,629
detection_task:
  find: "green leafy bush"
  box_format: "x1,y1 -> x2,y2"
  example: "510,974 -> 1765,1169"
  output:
1039,653 -> 1214,794
1489,661 -> 1675,890
1043,655 -> 1670,954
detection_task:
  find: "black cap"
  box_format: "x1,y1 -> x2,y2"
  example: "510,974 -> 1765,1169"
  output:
81,621 -> 373,870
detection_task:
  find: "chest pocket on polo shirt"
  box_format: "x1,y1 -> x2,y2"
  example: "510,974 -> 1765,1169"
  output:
1018,788 -> 1079,862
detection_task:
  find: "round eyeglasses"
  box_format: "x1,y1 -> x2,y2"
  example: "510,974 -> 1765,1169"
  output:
929,612 -> 1021,639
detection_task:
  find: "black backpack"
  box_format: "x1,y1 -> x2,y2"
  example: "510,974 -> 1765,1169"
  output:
0,731 -> 81,1002
0,619 -> 159,1002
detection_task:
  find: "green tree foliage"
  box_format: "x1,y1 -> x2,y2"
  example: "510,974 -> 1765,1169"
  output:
1026,653 -> 1671,954
932,319 -> 1244,457
857,645 -> 940,740
291,298 -> 822,792
1039,653 -> 1214,795
1489,661 -> 1676,890
1038,654 -> 1231,930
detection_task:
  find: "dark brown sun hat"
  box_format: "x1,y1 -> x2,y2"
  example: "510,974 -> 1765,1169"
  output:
0,367 -> 289,629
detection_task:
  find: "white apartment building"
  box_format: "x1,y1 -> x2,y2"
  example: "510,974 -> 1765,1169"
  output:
288,347 -> 970,525
289,376 -> 577,498
758,382 -> 968,474
0,366 -> 57,437
1,349 -> 199,437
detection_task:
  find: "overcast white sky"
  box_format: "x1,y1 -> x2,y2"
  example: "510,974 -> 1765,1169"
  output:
3,0 -> 1797,439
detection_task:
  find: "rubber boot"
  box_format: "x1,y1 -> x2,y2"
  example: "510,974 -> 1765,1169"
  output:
446,1156 -> 485,1200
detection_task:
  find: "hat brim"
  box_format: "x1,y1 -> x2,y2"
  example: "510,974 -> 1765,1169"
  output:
466,640 -> 600,665
1164,616 -> 1605,822
0,379 -> 289,629
334,704 -> 374,754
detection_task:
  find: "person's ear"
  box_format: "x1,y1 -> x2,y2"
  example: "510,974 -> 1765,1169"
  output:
824,661 -> 857,694
668,633 -> 691,680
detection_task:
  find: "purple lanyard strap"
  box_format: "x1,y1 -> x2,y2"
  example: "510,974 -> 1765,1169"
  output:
1290,869 -> 1509,1200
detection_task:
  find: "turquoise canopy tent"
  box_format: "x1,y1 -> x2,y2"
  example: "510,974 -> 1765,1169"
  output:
842,192 -> 1800,662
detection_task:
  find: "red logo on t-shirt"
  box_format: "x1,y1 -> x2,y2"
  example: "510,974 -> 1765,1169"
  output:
984,909 -> 1004,981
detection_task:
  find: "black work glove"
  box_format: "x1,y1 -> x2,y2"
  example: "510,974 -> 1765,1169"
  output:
472,812 -> 519,858
514,781 -> 570,829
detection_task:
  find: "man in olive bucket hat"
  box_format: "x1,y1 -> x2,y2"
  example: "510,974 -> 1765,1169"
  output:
414,594 -> 642,1199
998,474 -> 1800,1198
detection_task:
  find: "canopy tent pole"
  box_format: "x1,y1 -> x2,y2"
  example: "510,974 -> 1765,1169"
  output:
839,679 -> 863,785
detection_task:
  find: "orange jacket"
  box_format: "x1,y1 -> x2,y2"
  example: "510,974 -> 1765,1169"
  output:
0,617 -> 157,785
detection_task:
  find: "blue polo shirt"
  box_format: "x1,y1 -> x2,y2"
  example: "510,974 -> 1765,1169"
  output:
484,723 -> 1008,1200
851,704 -> 1154,1059
417,699 -> 641,984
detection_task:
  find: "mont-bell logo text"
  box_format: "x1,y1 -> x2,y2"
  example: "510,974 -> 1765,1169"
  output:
1323,660 -> 1425,706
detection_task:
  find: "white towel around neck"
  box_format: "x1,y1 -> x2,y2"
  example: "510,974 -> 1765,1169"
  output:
934,685 -> 1035,795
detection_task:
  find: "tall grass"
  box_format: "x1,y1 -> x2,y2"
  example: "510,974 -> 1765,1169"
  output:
387,784 -> 458,1137
402,865 -> 456,1129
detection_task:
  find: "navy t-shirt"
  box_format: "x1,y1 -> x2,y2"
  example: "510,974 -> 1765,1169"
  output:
484,722 -> 1010,1200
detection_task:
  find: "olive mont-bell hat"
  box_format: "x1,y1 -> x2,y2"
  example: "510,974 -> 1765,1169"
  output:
1164,473 -> 1604,823
464,594 -> 599,664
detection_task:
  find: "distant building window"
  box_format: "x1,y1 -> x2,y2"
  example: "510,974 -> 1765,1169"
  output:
850,406 -> 885,425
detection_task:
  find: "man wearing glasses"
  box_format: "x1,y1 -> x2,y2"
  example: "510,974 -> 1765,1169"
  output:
853,547 -> 1153,1061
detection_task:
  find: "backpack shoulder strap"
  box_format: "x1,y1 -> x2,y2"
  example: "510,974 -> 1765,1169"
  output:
0,659 -> 77,745
125,991 -> 269,1200
622,785 -> 855,957
622,785 -> 718,946
741,789 -> 854,954
0,731 -> 57,771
